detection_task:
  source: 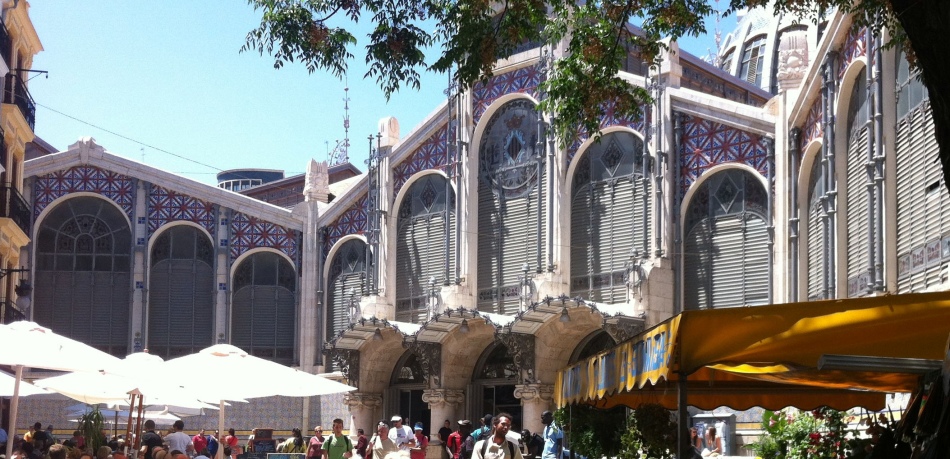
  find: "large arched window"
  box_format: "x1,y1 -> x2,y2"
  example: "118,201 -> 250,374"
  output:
895,51 -> 946,292
570,131 -> 649,303
845,68 -> 871,297
34,197 -> 131,357
326,239 -> 367,339
148,225 -> 214,359
684,169 -> 769,309
477,99 -> 546,315
395,174 -> 455,323
231,252 -> 296,363
805,157 -> 828,300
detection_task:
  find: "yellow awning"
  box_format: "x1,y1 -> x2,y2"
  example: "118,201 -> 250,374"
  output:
555,291 -> 950,410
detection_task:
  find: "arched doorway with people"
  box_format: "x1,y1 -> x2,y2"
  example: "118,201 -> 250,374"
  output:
470,342 -> 523,433
385,350 -> 432,435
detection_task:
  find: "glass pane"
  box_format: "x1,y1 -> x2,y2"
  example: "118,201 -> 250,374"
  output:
255,254 -> 279,285
171,227 -> 195,259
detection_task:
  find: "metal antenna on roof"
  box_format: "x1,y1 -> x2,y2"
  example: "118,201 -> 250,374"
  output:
328,75 -> 351,167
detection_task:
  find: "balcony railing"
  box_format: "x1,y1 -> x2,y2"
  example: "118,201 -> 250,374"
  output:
0,184 -> 31,236
3,74 -> 36,131
1,298 -> 27,324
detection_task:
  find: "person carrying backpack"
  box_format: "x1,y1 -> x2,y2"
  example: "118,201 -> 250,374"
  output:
472,413 -> 521,459
447,420 -> 472,459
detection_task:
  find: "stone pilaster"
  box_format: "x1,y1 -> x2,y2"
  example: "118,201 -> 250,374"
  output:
422,389 -> 465,445
514,384 -> 554,434
344,392 -> 383,435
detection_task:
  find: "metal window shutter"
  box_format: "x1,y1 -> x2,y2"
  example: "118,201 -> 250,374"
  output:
476,166 -> 546,315
896,104 -> 948,292
684,220 -> 712,309
328,272 -> 362,339
68,271 -> 94,342
741,216 -> 770,305
709,216 -> 746,307
570,184 -> 594,295
148,259 -> 214,354
232,288 -> 255,348
92,271 -> 129,351
395,209 -> 454,324
807,187 -> 825,300
846,129 -> 871,296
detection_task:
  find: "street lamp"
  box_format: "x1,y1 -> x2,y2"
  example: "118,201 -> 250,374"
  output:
427,276 -> 443,321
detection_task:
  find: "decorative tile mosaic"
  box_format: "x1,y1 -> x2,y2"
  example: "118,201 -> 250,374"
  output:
148,185 -> 216,237
472,65 -> 542,124
678,113 -> 769,195
230,212 -> 300,261
838,26 -> 866,81
323,193 -> 368,258
33,165 -> 135,218
393,124 -> 451,196
800,97 -> 823,152
567,101 -> 650,165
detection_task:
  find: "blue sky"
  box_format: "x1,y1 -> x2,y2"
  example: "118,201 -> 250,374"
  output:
28,2 -> 732,186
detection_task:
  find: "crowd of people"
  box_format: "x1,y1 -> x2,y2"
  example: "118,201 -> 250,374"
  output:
1,410 -> 564,459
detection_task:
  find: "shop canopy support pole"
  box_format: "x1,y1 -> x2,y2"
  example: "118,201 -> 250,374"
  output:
677,372 -> 688,459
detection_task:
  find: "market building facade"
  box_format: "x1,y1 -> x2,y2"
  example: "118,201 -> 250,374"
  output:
12,1 -> 944,446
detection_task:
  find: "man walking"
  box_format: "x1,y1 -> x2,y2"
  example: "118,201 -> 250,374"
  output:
387,416 -> 414,452
321,419 -> 353,459
446,420 -> 471,459
472,414 -> 522,459
539,412 -> 561,459
141,421 -> 164,459
166,421 -> 193,454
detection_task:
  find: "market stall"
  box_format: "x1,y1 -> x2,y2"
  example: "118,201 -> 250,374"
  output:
555,291 -> 950,456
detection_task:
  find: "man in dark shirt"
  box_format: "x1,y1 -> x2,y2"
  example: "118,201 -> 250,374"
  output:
31,422 -> 51,453
438,421 -> 453,459
142,420 -> 165,459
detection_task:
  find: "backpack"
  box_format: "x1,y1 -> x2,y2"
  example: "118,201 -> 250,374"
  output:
479,439 -> 515,459
461,436 -> 476,459
328,435 -> 353,453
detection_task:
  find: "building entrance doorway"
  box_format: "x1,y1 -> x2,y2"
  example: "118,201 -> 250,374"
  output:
471,343 -> 523,431
388,351 -> 432,434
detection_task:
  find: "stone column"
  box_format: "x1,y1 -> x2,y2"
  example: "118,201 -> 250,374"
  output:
422,389 -> 465,458
344,392 -> 383,436
514,384 -> 554,434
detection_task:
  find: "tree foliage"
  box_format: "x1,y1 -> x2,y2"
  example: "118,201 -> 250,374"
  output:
244,0 -> 950,194
552,405 -> 626,459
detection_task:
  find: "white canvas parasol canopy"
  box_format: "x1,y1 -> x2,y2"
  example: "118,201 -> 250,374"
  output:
0,321 -> 122,459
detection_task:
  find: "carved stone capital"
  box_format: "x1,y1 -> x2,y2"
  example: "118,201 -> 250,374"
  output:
344,392 -> 383,410
777,30 -> 809,91
421,389 -> 465,408
514,384 -> 554,403
603,317 -> 644,344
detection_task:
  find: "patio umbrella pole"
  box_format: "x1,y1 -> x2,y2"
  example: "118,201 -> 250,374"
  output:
217,401 -> 225,459
134,394 -> 145,453
5,365 -> 22,459
126,393 -> 136,451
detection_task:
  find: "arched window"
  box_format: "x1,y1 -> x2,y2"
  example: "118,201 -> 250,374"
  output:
845,67 -> 872,297
231,252 -> 296,363
570,131 -> 649,303
395,174 -> 455,323
326,238 -> 367,339
806,157 -> 828,300
34,197 -> 131,357
569,331 -> 616,364
739,35 -> 767,87
148,225 -> 214,359
684,169 -> 769,309
477,99 -> 546,315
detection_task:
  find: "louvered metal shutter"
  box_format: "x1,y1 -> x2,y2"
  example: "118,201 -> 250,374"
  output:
846,130 -> 871,297
806,185 -> 825,300
570,184 -> 594,294
395,216 -> 440,323
148,259 -> 215,358
685,214 -> 768,309
231,285 -> 295,362
328,272 -> 361,339
476,166 -> 546,315
896,104 -> 948,292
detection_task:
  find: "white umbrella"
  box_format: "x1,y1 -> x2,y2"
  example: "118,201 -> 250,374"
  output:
0,321 -> 122,459
0,370 -> 50,396
164,344 -> 356,459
